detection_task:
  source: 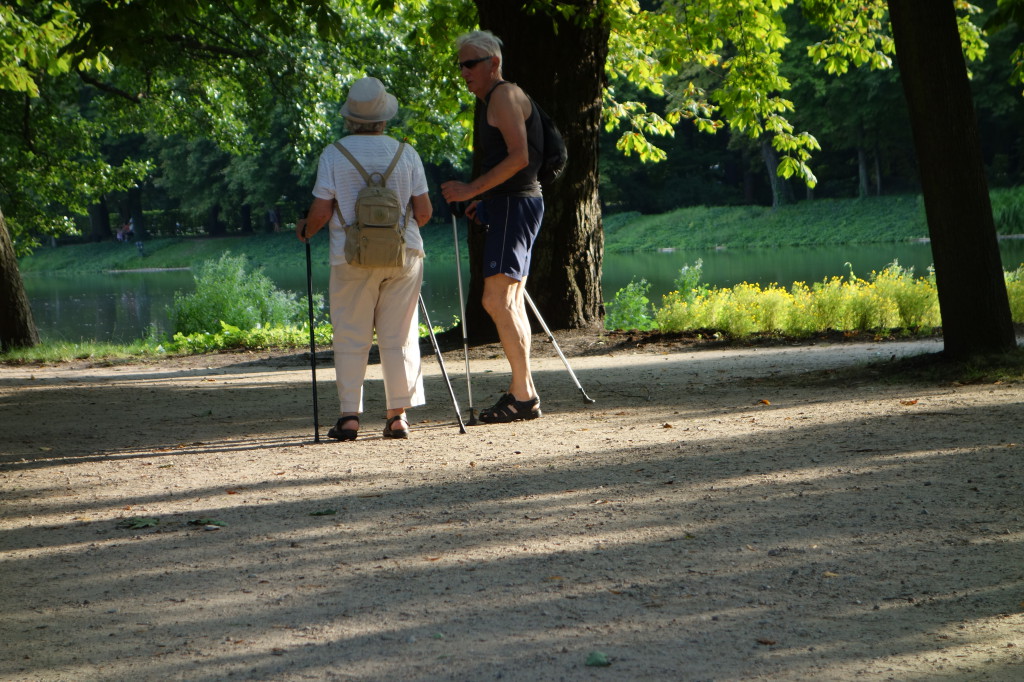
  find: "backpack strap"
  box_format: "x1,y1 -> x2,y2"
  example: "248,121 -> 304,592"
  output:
332,141 -> 371,185
332,140 -> 406,185
380,142 -> 406,183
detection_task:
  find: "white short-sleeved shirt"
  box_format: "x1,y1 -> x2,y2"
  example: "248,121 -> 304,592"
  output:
312,134 -> 429,265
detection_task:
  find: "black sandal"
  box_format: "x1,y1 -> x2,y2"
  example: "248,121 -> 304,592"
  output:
479,393 -> 542,424
327,415 -> 360,441
383,415 -> 409,439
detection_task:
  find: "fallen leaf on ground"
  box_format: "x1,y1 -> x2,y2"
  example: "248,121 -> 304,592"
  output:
118,517 -> 159,529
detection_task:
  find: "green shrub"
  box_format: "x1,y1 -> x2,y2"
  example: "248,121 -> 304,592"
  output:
604,278 -> 656,330
169,252 -> 317,335
991,186 -> 1024,234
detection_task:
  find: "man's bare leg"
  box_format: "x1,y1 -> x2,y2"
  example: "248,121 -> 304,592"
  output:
482,273 -> 536,401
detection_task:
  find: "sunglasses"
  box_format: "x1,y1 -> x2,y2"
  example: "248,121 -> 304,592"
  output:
458,56 -> 492,70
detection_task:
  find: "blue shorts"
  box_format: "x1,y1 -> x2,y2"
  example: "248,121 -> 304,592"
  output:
476,196 -> 544,281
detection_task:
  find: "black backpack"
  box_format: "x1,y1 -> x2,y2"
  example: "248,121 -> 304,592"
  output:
485,81 -> 567,185
530,97 -> 567,185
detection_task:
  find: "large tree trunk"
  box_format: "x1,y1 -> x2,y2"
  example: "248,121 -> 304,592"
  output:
88,197 -> 112,242
469,0 -> 608,334
889,0 -> 1016,358
240,204 -> 253,233
857,145 -> 870,199
0,207 -> 40,351
207,205 -> 226,237
128,186 -> 145,240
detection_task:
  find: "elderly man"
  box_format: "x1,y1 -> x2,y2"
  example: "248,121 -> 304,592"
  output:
441,29 -> 545,424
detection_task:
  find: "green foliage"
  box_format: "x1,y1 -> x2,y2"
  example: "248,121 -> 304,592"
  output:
165,320 -> 331,354
169,253 -> 313,335
673,259 -> 710,303
0,3 -> 97,96
985,0 -> 1024,90
604,278 -> 656,330
991,186 -> 1024,233
648,260 -> 951,337
607,0 -> 996,189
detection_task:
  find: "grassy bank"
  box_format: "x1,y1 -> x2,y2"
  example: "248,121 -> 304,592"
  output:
19,188 -> 1024,273
603,186 -> 1024,253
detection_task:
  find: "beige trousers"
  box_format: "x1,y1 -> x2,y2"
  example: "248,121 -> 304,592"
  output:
329,252 -> 424,413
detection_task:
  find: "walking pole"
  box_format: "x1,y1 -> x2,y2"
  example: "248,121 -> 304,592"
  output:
419,294 -> 467,434
523,289 -> 596,404
303,227 -> 320,442
449,203 -> 477,424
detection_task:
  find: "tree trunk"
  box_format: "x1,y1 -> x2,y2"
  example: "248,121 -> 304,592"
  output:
207,205 -> 225,237
128,186 -> 146,240
873,145 -> 882,196
241,204 -> 253,233
760,139 -> 791,208
469,0 -> 608,334
857,145 -> 869,199
889,0 -> 1016,358
89,197 -> 112,242
0,207 -> 41,351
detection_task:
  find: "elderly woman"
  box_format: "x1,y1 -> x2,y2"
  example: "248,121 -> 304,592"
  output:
297,77 -> 433,440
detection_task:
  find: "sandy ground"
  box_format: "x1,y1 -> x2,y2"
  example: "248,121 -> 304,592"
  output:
2,332 -> 1023,681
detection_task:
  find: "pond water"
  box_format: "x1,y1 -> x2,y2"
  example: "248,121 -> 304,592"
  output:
22,241 -> 1024,343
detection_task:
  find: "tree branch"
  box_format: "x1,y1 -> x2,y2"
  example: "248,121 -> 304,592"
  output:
164,34 -> 258,61
77,72 -> 143,103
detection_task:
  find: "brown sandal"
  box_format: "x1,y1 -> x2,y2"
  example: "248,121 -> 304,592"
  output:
383,415 -> 409,439
328,415 -> 360,441
479,394 -> 542,423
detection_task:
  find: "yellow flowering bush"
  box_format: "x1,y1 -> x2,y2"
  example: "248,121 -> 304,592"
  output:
1005,264 -> 1024,323
636,259 -> 1023,338
870,262 -> 940,328
647,260 -> 952,337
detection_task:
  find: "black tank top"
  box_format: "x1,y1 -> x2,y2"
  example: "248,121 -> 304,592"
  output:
476,81 -> 543,198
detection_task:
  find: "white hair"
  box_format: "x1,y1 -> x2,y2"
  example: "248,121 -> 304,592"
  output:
456,30 -> 503,69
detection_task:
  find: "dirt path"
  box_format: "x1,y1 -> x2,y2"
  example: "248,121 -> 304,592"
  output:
2,334 -> 1023,681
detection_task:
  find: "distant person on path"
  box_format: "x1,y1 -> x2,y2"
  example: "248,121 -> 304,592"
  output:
441,29 -> 544,424
296,77 -> 432,440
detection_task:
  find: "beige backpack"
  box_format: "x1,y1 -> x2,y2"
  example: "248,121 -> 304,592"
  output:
333,141 -> 410,268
